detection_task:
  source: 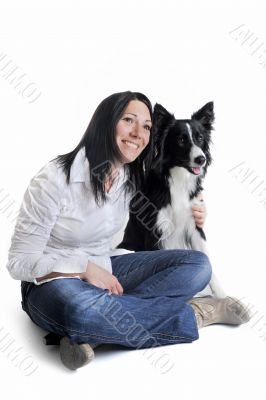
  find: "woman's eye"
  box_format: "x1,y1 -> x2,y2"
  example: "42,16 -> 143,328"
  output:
144,125 -> 151,131
123,117 -> 133,123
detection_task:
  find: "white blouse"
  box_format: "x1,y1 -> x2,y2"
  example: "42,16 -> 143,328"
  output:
6,147 -> 133,285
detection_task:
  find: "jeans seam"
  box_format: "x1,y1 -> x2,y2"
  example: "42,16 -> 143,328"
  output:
27,299 -> 194,343
28,301 -> 122,340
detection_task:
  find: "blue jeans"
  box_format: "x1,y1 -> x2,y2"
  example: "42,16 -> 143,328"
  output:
21,249 -> 211,348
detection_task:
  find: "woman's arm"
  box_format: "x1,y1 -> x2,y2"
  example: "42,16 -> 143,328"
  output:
6,162 -> 88,282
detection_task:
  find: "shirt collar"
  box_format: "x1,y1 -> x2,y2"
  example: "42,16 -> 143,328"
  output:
69,146 -> 127,193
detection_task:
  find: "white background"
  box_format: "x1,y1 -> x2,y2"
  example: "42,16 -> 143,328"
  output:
0,0 -> 266,398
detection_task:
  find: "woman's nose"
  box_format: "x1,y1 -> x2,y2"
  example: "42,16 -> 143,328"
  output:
130,122 -> 141,138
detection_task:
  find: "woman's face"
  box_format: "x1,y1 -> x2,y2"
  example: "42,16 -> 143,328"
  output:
116,100 -> 152,165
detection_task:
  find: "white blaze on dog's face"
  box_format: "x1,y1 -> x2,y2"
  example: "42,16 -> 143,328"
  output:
186,123 -> 206,176
115,100 -> 152,166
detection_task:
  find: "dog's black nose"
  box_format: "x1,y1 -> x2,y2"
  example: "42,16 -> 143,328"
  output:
194,155 -> 206,165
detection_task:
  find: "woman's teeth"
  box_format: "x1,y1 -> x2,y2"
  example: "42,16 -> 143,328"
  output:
123,140 -> 139,149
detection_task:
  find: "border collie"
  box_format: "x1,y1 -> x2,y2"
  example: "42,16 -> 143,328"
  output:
118,101 -> 226,298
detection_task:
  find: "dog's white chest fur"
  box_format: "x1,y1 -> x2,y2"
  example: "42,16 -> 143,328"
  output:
155,167 -> 226,298
156,167 -> 203,250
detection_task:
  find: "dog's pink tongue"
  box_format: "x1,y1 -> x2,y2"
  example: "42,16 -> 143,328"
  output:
192,167 -> 201,175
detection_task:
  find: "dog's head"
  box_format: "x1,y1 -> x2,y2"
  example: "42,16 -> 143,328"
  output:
152,102 -> 215,177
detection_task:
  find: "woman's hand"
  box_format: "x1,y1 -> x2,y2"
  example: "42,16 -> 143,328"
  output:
81,261 -> 124,296
36,262 -> 124,296
192,192 -> 207,229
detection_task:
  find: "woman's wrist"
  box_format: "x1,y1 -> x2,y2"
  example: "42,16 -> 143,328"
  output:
36,271 -> 84,282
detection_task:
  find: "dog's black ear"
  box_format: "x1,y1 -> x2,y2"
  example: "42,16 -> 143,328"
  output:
152,103 -> 175,172
152,103 -> 174,150
191,101 -> 215,130
152,103 -> 175,139
153,103 -> 173,126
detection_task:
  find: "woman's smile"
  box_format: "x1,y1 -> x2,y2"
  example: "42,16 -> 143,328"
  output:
121,140 -> 140,149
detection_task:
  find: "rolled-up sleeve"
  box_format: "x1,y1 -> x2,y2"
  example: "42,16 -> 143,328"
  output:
6,162 -> 88,283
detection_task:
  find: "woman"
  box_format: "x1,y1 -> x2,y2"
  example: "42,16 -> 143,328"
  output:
6,91 -> 250,370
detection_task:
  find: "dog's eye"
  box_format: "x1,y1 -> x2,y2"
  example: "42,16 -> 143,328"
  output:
197,134 -> 204,141
177,137 -> 185,145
